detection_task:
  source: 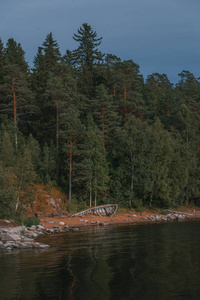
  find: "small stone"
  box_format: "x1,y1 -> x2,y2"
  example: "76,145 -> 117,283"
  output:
31,233 -> 38,238
5,220 -> 11,224
72,228 -> 79,231
59,222 -> 65,226
36,225 -> 45,230
178,215 -> 184,221
39,244 -> 50,249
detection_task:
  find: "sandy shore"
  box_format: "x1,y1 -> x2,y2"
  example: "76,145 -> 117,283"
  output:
1,208 -> 200,231
39,208 -> 200,230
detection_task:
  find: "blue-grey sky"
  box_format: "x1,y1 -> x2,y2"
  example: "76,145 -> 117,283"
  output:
1,0 -> 200,83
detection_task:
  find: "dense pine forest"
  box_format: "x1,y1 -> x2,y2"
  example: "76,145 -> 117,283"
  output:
1,23 -> 200,218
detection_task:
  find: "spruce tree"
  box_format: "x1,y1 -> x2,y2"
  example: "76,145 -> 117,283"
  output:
31,33 -> 62,145
71,23 -> 104,98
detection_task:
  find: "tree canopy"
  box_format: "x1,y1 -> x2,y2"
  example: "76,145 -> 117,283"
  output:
1,24 -> 200,217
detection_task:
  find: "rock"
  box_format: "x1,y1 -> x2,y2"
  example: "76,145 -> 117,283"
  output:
28,226 -> 36,231
72,228 -> 79,232
39,244 -> 50,249
59,222 -> 65,226
177,215 -> 184,221
139,217 -> 146,220
21,237 -> 34,242
36,225 -> 45,230
31,233 -> 38,238
1,233 -> 21,242
6,226 -> 25,235
155,215 -> 161,221
5,220 -> 11,224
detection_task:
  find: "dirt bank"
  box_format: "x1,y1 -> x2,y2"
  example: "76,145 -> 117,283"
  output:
39,208 -> 200,229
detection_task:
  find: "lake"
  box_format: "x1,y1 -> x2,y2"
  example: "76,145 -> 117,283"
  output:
1,221 -> 200,300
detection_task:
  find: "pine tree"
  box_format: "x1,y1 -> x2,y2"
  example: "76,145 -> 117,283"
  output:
113,60 -> 144,123
0,39 -> 35,148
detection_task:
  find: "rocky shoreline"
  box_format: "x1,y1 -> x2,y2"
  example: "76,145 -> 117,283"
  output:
0,210 -> 198,251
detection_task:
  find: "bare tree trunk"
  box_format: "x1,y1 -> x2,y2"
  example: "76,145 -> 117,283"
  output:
102,104 -> 105,148
69,131 -> 72,204
89,179 -> 92,207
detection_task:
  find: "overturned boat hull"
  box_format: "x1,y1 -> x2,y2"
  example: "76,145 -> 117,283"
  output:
71,204 -> 118,218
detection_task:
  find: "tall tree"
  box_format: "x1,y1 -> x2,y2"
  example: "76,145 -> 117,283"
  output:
113,60 -> 144,123
145,73 -> 174,127
91,84 -> 120,148
0,39 -> 34,148
83,117 -> 109,206
71,23 -> 104,98
31,33 -> 62,145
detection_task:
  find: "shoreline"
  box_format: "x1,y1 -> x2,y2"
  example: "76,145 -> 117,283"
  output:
1,208 -> 200,250
38,208 -> 200,230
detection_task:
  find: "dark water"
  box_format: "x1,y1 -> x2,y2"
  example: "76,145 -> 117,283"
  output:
1,221 -> 200,300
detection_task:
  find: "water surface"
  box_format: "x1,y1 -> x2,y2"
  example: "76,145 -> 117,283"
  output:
1,221 -> 200,299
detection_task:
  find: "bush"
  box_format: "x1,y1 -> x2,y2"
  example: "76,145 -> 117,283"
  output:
24,216 -> 40,227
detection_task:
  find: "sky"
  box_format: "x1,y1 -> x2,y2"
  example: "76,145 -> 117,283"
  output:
0,0 -> 200,83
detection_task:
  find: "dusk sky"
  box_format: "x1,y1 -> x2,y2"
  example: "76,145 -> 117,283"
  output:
1,0 -> 199,83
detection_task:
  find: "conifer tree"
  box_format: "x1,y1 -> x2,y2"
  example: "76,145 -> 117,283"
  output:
113,60 -> 144,122
0,39 -> 34,148
31,33 -> 62,145
71,23 -> 104,98
145,73 -> 174,126
91,84 -> 120,148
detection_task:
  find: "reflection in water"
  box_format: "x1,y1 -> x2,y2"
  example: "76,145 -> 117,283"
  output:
1,222 -> 200,299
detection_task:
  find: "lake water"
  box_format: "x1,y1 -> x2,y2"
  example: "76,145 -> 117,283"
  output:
1,221 -> 200,300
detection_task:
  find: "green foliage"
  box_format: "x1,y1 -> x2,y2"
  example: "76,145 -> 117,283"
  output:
23,216 -> 40,227
1,27 -> 200,219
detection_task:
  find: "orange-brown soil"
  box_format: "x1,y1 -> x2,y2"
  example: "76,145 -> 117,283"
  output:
39,208 -> 200,230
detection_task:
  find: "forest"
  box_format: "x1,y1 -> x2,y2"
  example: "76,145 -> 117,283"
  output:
0,23 -> 200,218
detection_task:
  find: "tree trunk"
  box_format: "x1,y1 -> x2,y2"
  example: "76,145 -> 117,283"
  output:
69,131 -> 72,204
12,72 -> 18,150
89,179 -> 92,207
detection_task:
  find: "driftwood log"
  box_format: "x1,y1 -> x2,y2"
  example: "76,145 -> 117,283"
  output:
71,204 -> 118,218
167,210 -> 194,216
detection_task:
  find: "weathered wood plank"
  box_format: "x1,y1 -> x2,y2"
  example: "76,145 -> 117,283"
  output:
71,204 -> 118,217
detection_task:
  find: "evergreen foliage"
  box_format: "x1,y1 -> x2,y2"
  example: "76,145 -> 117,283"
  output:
1,25 -> 200,217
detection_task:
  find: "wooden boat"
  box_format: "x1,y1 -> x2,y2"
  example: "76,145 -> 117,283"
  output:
71,204 -> 118,218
